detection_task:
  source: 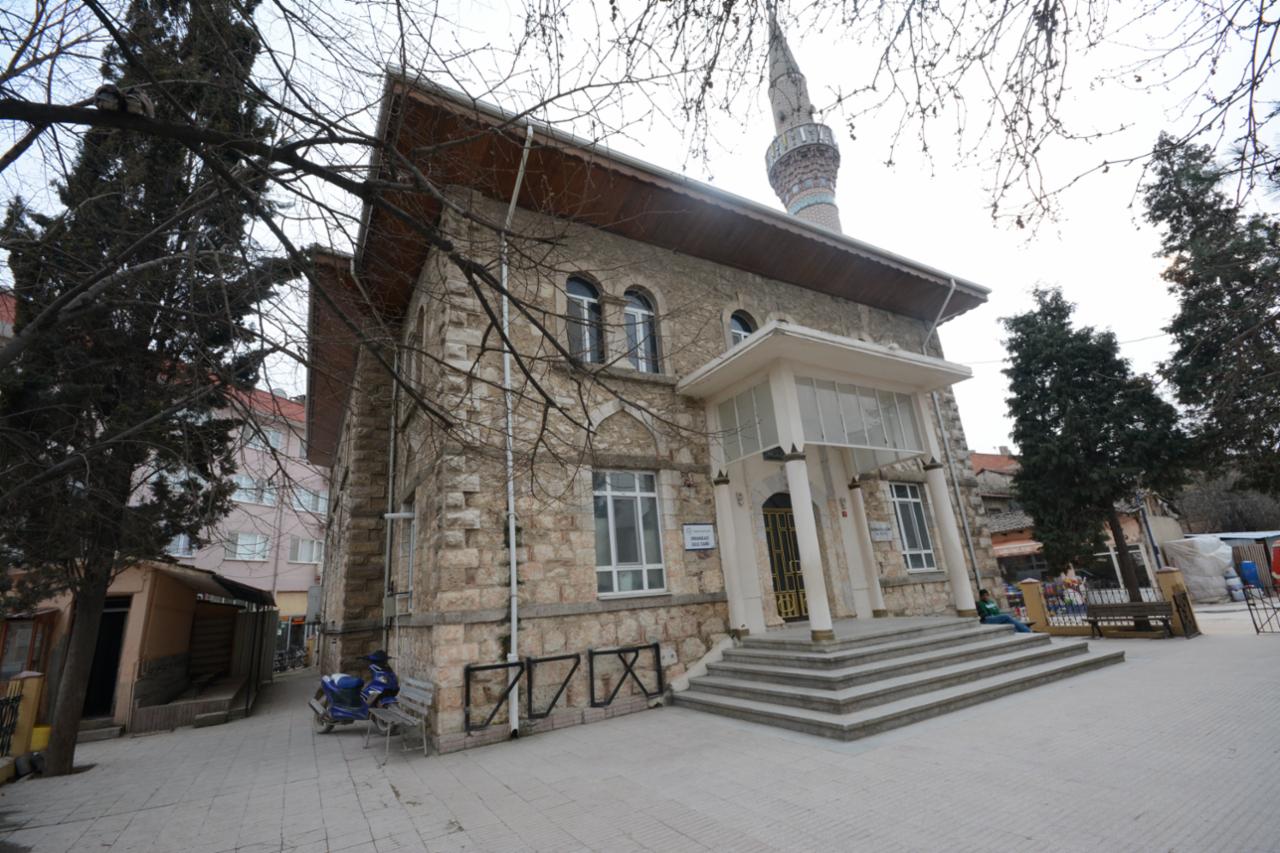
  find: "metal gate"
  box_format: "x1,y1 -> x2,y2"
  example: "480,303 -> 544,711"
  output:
763,506 -> 807,621
1244,586 -> 1280,634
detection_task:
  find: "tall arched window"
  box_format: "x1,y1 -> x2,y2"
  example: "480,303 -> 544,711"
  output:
624,289 -> 660,373
566,277 -> 604,364
729,311 -> 756,347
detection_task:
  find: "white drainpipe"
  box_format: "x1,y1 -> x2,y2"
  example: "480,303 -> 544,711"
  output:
502,124 -> 535,736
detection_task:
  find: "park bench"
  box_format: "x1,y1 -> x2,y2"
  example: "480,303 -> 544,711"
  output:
364,676 -> 433,763
1085,601 -> 1174,638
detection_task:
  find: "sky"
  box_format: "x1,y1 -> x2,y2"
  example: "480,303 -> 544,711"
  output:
425,0 -> 1276,455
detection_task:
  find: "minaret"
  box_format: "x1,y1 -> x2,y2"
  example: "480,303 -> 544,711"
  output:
764,8 -> 842,231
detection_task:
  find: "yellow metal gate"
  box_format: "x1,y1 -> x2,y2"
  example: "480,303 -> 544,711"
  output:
763,507 -> 808,621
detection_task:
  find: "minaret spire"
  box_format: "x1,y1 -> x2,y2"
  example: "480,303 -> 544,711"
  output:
764,6 -> 842,231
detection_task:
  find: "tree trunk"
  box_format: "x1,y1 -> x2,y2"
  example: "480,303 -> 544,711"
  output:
1106,509 -> 1144,602
1107,508 -> 1151,631
42,566 -> 112,776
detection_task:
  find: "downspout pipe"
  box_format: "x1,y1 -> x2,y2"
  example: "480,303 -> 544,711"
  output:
502,124 -> 535,737
382,350 -> 400,655
924,279 -> 983,596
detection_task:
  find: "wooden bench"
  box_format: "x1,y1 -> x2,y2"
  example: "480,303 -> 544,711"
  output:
364,677 -> 433,763
1085,601 -> 1174,638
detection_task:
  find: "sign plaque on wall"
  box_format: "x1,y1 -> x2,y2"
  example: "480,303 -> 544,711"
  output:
682,523 -> 717,551
868,521 -> 895,542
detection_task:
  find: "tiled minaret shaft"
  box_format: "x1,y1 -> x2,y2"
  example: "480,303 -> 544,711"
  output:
764,10 -> 842,231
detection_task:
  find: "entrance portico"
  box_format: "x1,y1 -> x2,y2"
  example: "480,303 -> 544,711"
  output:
679,321 -> 976,642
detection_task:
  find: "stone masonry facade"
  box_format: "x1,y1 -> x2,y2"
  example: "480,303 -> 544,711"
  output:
318,187 -> 1001,753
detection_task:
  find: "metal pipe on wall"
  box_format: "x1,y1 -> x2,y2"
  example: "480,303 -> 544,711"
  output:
501,125 -> 535,737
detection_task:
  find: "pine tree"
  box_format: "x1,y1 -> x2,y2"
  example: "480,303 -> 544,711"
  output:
1143,135 -> 1280,495
1003,289 -> 1191,602
0,0 -> 279,775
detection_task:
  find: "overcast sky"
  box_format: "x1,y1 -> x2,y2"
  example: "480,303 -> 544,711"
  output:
432,0 -> 1277,456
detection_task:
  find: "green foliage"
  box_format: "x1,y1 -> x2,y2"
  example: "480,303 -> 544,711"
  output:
1002,289 -> 1191,572
0,0 -> 282,604
1143,135 -> 1280,495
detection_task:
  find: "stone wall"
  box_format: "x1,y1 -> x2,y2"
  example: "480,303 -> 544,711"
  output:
319,186 -> 999,751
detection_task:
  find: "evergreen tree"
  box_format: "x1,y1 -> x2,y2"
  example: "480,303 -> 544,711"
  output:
0,0 -> 279,775
1003,289 -> 1190,601
1143,135 -> 1280,495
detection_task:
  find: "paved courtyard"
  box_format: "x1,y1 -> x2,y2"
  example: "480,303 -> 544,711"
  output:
1,610 -> 1276,853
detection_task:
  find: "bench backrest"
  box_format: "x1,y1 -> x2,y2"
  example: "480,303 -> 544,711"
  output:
1088,601 -> 1172,617
397,677 -> 434,717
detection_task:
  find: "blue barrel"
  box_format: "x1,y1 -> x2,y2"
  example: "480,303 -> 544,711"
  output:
1239,560 -> 1261,587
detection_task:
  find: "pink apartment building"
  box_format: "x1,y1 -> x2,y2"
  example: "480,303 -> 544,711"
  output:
168,389 -> 330,647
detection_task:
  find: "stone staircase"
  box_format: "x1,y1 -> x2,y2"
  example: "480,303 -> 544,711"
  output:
674,619 -> 1123,741
77,717 -> 123,743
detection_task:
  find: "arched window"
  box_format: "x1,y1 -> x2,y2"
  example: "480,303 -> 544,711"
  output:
623,289 -> 660,373
566,277 -> 604,364
729,311 -> 756,347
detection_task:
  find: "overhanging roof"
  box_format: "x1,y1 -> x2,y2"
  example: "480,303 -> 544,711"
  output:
354,70 -> 989,324
158,564 -> 276,608
676,321 -> 973,400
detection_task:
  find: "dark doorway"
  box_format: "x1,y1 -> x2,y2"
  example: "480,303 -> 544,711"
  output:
763,493 -> 808,621
82,597 -> 131,718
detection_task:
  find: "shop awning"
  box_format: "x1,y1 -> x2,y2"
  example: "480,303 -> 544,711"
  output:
158,565 -> 276,608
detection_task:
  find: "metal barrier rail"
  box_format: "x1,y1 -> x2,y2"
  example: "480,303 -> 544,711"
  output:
1043,582 -> 1161,627
463,660 -> 525,733
525,652 -> 580,721
0,684 -> 22,757
1243,585 -> 1280,634
588,642 -> 664,708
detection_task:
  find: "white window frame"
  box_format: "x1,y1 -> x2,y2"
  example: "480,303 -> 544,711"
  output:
593,471 -> 667,597
623,291 -> 659,373
248,427 -> 284,452
167,533 -> 195,557
288,536 -> 324,564
729,312 -> 755,347
566,278 -> 604,364
225,532 -> 270,561
292,485 -> 329,514
889,482 -> 938,572
232,473 -> 276,506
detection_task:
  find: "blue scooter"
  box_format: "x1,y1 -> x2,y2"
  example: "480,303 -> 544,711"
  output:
310,650 -> 399,734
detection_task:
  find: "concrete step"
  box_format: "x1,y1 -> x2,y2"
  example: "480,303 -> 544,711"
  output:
674,647 -> 1125,741
723,624 -> 1015,670
706,632 -> 1055,691
692,639 -> 1089,713
740,618 -> 978,653
76,724 -> 123,743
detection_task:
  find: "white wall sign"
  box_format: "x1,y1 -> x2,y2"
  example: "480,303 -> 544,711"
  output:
868,521 -> 895,542
683,523 -> 717,551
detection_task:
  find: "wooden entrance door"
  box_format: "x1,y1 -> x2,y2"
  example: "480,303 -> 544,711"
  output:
763,495 -> 807,621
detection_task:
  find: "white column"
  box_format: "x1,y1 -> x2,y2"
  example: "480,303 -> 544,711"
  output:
712,470 -> 751,636
768,363 -> 835,642
847,477 -> 889,617
828,449 -> 877,618
924,460 -> 977,615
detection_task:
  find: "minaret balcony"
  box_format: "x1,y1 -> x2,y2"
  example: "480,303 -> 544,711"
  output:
765,123 -> 840,171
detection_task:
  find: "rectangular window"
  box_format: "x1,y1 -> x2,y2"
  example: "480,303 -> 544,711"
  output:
716,381 -> 779,463
232,473 -> 276,506
592,470 -> 665,596
225,532 -> 270,561
889,483 -> 937,572
248,427 -> 284,452
167,533 -> 195,557
0,621 -> 33,680
292,486 -> 329,514
289,537 -> 324,564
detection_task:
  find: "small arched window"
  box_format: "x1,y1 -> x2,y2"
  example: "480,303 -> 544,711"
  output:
566,277 -> 604,364
623,289 -> 660,373
729,311 -> 756,347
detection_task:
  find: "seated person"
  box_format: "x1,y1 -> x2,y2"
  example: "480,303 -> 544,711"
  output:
977,589 -> 1033,633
